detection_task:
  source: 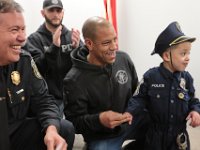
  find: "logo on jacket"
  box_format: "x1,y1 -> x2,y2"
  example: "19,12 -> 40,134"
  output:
11,71 -> 20,85
115,70 -> 128,84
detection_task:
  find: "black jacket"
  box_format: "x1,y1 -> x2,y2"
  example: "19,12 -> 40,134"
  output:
24,23 -> 83,101
63,46 -> 138,142
1,50 -> 61,135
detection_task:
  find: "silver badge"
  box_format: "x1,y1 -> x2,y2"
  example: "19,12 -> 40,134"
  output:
180,78 -> 186,90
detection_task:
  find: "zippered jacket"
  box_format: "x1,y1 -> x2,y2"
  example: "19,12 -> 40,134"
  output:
24,23 -> 83,101
63,46 -> 138,142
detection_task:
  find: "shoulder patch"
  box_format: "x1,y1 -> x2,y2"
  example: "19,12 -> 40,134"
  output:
31,59 -> 42,79
133,78 -> 144,96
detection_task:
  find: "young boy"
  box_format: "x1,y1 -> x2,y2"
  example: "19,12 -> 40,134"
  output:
125,21 -> 200,150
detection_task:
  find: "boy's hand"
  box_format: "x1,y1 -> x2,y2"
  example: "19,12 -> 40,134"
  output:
186,111 -> 200,127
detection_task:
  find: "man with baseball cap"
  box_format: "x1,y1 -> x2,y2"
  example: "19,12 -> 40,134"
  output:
43,0 -> 63,9
24,0 -> 83,149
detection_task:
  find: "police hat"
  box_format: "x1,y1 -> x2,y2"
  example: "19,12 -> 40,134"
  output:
43,0 -> 63,9
151,21 -> 196,56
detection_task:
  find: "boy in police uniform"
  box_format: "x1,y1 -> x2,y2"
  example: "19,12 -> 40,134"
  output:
124,22 -> 200,150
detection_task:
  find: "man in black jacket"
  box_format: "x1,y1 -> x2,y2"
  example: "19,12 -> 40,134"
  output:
24,0 -> 83,116
63,16 -> 149,150
0,0 -> 74,149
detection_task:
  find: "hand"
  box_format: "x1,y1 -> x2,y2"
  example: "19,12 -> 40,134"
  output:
123,112 -> 133,125
99,110 -> 132,129
186,111 -> 200,127
53,25 -> 62,47
44,125 -> 67,150
71,28 -> 81,48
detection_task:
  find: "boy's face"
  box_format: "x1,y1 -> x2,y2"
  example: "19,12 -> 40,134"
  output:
164,42 -> 191,72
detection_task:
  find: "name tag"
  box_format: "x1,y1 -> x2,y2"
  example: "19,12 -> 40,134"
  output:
151,84 -> 165,88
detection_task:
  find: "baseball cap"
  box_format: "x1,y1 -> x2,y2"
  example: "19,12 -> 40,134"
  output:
43,0 -> 63,9
151,21 -> 196,56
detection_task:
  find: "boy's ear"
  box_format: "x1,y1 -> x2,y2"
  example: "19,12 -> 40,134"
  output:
162,51 -> 171,62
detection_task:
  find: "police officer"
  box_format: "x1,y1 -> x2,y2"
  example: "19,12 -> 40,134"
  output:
0,0 -> 74,150
23,0 -> 83,116
125,22 -> 200,150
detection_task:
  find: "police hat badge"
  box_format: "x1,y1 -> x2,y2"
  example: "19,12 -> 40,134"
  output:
151,21 -> 196,56
11,71 -> 20,85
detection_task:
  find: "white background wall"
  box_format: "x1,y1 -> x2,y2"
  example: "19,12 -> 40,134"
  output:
16,0 -> 200,97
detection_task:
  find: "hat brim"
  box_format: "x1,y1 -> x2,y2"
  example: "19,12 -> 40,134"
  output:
44,5 -> 63,9
151,36 -> 196,55
169,36 -> 196,46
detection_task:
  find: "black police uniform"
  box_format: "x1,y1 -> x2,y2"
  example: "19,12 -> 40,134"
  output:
127,63 -> 200,150
0,50 -> 74,150
126,22 -> 200,150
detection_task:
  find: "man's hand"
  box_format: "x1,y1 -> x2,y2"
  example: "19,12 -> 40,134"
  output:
44,125 -> 67,150
53,25 -> 62,47
99,110 -> 132,129
186,111 -> 200,127
71,28 -> 81,48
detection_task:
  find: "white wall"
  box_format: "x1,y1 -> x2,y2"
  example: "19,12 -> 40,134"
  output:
16,0 -> 200,97
16,0 -> 105,36
117,0 -> 200,97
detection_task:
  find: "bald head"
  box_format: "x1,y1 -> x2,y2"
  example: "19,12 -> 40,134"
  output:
82,16 -> 113,41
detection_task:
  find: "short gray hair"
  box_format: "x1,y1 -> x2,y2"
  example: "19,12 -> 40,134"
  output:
0,0 -> 23,13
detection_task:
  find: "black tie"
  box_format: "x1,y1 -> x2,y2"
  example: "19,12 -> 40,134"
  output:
0,67 -> 10,150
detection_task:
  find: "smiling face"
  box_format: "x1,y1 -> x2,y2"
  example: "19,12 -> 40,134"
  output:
86,25 -> 118,67
0,11 -> 26,66
163,42 -> 192,72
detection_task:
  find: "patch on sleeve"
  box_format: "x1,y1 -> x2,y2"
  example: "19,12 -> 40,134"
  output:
31,59 -> 42,79
133,78 -> 144,96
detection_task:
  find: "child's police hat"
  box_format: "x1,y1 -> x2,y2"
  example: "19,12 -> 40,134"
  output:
151,21 -> 196,56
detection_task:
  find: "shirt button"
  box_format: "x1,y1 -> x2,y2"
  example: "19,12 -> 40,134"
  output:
156,94 -> 160,98
171,100 -> 174,103
171,115 -> 174,118
171,86 -> 175,90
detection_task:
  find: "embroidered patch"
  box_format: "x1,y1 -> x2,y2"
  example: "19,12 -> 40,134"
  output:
115,70 -> 128,84
31,59 -> 42,79
133,78 -> 144,96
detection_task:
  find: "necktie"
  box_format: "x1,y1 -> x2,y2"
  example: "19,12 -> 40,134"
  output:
0,67 -> 10,150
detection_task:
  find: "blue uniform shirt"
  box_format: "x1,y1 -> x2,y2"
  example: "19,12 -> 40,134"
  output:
127,63 -> 200,149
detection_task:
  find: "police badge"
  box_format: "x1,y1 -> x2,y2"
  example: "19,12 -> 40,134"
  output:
11,71 -> 20,85
180,78 -> 186,90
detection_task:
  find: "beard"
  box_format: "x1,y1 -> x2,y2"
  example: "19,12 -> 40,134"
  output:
44,15 -> 63,28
